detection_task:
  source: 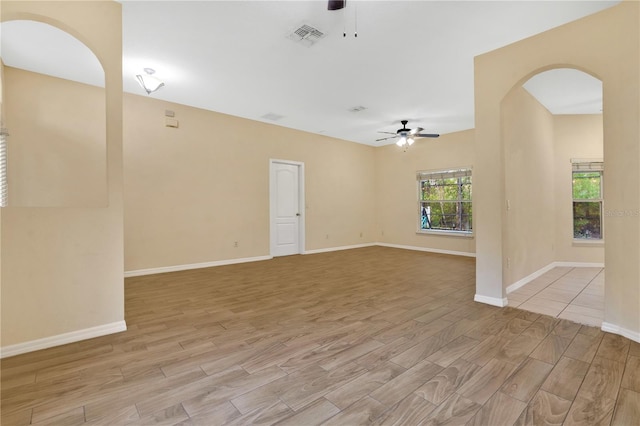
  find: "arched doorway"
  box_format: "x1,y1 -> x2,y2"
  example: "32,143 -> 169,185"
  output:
502,68 -> 605,327
472,1 -> 639,343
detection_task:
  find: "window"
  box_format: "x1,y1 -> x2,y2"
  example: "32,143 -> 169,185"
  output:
417,168 -> 472,233
572,160 -> 603,240
0,129 -> 7,207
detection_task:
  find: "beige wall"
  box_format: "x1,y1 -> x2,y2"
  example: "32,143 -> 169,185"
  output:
475,2 -> 639,337
0,60 -> 4,345
554,114 -> 604,263
1,2 -> 637,350
4,67 -> 107,207
1,1 -> 124,348
124,94 -> 376,271
374,129 -> 475,255
502,87 -> 556,284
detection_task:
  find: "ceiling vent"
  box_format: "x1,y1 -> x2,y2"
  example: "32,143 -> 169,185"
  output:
349,106 -> 367,113
261,112 -> 284,121
287,24 -> 325,47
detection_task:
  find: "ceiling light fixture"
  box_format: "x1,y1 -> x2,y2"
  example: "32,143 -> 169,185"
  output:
396,136 -> 414,148
136,68 -> 164,94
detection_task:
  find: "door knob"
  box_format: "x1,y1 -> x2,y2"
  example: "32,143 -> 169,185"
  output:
296,213 -> 301,216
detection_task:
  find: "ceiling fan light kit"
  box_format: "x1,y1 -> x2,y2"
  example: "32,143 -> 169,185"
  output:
377,120 -> 439,148
396,137 -> 415,147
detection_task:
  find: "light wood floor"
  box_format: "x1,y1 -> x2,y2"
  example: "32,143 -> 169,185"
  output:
2,247 -> 639,425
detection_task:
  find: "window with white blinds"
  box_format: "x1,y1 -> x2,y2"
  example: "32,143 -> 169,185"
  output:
417,168 -> 472,233
0,129 -> 7,207
571,160 -> 603,240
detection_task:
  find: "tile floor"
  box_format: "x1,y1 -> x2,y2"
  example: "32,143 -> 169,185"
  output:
507,267 -> 604,327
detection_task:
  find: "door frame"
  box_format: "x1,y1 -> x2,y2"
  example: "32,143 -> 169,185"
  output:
269,159 -> 305,256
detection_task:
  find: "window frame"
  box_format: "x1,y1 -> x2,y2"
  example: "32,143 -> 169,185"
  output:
416,167 -> 473,237
571,160 -> 604,242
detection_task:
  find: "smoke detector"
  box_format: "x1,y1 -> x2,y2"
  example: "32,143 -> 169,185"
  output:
287,24 -> 325,47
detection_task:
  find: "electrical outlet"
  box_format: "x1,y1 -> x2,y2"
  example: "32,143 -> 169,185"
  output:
326,234 -> 329,239
234,241 -> 238,247
507,257 -> 511,269
360,232 -> 363,238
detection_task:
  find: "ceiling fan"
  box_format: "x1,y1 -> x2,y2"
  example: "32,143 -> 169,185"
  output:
376,120 -> 440,147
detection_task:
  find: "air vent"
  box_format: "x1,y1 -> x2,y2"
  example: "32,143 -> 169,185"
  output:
349,106 -> 367,113
287,24 -> 325,47
261,112 -> 284,121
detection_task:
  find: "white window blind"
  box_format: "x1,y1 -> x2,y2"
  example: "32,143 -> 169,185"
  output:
416,167 -> 472,181
0,129 -> 7,207
571,159 -> 603,172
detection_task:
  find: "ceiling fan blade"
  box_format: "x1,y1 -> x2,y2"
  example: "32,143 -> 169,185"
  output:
375,136 -> 398,142
415,133 -> 440,138
328,0 -> 346,10
377,131 -> 398,135
410,127 -> 424,135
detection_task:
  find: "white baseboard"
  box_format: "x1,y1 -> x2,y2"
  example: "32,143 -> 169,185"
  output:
506,262 -> 557,294
376,242 -> 476,258
127,243 -> 475,277
474,294 -> 508,307
601,322 -> 640,343
1,320 -> 127,359
304,243 -> 376,255
553,261 -> 605,268
124,255 -> 273,278
506,261 -> 606,294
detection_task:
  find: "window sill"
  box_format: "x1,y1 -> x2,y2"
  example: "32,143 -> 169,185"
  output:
417,230 -> 474,238
573,239 -> 604,247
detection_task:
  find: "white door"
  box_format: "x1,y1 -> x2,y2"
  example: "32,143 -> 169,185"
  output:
270,160 -> 304,256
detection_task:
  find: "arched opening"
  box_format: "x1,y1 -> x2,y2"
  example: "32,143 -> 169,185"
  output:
501,67 -> 604,327
0,19 -> 106,207
0,0 -> 124,356
473,1 -> 639,343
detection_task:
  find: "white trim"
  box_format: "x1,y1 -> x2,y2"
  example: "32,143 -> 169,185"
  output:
376,242 -> 476,258
304,243 -> 376,255
572,239 -> 604,246
1,321 -> 127,359
601,322 -> 640,343
506,262 -> 558,294
416,230 -> 474,238
126,243 -> 475,277
269,159 -> 305,257
125,255 -> 273,278
474,294 -> 508,307
553,261 -> 605,268
506,261 -> 605,294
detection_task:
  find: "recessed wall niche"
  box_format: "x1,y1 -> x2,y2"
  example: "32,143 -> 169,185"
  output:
1,20 -> 106,207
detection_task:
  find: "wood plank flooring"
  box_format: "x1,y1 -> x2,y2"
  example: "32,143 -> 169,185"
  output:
2,246 -> 639,425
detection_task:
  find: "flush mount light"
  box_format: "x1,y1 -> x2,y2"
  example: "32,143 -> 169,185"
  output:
136,68 -> 164,94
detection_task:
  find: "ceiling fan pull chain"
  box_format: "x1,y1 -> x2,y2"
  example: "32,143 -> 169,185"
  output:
354,1 -> 358,37
343,5 -> 347,37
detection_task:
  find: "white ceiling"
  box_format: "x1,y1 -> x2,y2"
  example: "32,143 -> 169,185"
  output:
1,1 -> 615,146
523,68 -> 602,115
